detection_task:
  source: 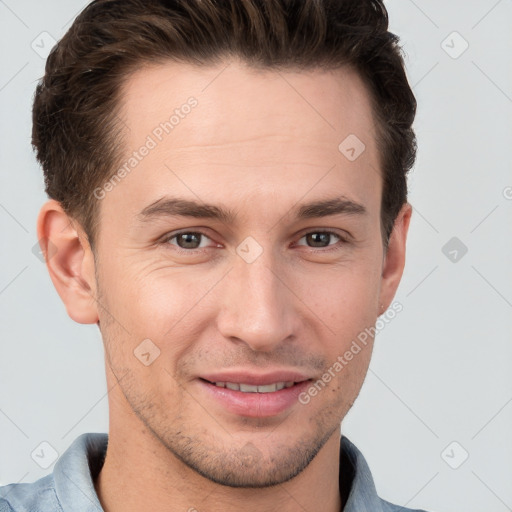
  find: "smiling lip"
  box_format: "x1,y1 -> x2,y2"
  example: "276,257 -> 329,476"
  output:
199,370 -> 311,386
197,370 -> 313,418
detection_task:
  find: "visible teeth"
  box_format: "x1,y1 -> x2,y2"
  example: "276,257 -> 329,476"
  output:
239,383 -> 259,392
213,381 -> 296,393
257,383 -> 278,393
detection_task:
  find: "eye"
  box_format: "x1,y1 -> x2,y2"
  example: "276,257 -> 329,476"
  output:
163,231 -> 217,252
296,230 -> 347,251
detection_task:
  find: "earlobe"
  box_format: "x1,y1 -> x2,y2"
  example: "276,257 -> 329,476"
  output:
378,202 -> 412,312
36,199 -> 99,324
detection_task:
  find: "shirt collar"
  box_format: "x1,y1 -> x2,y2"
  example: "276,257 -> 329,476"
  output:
340,436 -> 386,511
53,432 -> 384,511
53,432 -> 105,511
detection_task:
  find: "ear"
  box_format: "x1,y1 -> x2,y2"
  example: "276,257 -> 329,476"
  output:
378,202 -> 412,312
36,199 -> 99,324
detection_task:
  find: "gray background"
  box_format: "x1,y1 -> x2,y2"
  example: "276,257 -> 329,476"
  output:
1,1 -> 511,511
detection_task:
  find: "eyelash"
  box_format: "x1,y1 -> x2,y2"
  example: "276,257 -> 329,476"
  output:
160,229 -> 349,255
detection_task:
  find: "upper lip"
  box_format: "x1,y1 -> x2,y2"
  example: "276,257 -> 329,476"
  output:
199,370 -> 312,386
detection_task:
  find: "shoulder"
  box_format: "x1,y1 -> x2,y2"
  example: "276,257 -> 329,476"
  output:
0,433 -> 107,512
0,498 -> 13,512
340,435 -> 434,512
0,474 -> 62,512
379,497 -> 433,512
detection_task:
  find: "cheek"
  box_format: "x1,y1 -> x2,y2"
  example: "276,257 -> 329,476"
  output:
306,262 -> 381,327
103,259 -> 190,325
321,329 -> 374,404
101,265 -> 218,368
297,263 -> 380,386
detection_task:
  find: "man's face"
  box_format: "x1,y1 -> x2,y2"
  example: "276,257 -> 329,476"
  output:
92,60 -> 390,487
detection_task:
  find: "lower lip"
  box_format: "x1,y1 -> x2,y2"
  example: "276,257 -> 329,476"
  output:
197,379 -> 312,418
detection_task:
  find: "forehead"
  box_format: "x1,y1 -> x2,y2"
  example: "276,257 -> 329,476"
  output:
106,59 -> 381,225
118,59 -> 378,151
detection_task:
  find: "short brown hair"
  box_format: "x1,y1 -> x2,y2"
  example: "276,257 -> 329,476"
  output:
32,0 -> 416,251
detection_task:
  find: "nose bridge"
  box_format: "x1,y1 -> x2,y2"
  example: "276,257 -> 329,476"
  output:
216,247 -> 295,352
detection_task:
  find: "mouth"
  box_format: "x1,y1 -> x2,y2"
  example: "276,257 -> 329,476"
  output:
197,377 -> 313,418
200,379 -> 302,393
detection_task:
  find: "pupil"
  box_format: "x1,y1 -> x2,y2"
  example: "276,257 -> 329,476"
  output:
179,233 -> 200,249
308,233 -> 329,247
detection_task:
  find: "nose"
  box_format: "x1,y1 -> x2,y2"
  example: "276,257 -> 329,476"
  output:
216,251 -> 297,352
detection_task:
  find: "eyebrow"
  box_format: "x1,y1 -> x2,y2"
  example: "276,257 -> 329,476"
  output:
137,195 -> 367,224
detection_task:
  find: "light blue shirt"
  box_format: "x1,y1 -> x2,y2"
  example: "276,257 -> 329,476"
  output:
0,432 -> 430,511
